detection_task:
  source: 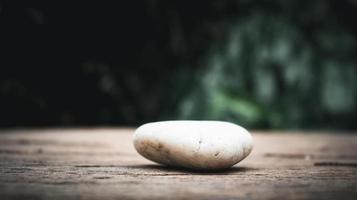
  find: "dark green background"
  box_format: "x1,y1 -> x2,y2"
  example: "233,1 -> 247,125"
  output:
1,1 -> 356,129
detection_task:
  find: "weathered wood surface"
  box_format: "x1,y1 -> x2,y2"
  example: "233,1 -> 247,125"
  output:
0,128 -> 356,200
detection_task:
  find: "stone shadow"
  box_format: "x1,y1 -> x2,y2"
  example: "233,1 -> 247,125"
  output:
125,164 -> 258,175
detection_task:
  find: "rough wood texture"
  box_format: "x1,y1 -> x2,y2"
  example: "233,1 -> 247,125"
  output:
0,128 -> 356,200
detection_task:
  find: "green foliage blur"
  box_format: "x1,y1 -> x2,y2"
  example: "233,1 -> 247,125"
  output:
0,1 -> 356,129
167,0 -> 357,129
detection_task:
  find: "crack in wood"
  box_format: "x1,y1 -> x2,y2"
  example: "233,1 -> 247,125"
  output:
314,162 -> 357,167
264,153 -> 357,160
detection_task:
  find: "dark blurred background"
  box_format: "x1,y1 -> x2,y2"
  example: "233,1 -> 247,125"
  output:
0,1 -> 356,129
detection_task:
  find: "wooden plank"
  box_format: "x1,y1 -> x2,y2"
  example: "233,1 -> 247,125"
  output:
0,128 -> 356,200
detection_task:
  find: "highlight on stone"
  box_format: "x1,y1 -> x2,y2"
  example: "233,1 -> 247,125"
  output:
133,120 -> 253,170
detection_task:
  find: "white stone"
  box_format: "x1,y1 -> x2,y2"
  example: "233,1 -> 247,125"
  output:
133,120 -> 253,170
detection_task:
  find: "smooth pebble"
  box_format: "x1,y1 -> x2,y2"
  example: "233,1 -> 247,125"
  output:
133,120 -> 253,170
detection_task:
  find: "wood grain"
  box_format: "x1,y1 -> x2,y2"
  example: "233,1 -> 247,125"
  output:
0,128 -> 356,200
